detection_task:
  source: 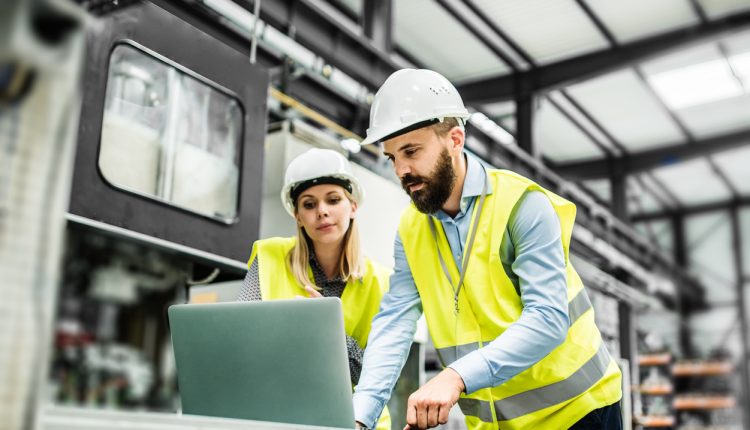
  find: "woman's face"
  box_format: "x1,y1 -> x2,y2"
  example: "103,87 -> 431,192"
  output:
295,184 -> 357,246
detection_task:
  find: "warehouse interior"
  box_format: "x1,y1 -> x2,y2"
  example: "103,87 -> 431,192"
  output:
2,0 -> 750,429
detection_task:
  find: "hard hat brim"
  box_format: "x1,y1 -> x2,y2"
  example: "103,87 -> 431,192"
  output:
361,112 -> 470,146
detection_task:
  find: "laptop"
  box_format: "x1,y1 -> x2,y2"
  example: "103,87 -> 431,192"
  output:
168,298 -> 355,428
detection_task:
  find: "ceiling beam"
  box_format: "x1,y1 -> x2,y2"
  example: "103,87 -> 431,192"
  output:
688,0 -> 709,24
553,128 -> 750,179
516,93 -> 534,155
362,0 -> 393,52
245,0 -> 400,90
456,9 -> 750,103
611,172 -> 627,222
632,197 -> 750,222
574,0 -> 617,46
436,0 -> 518,70
462,0 -> 534,67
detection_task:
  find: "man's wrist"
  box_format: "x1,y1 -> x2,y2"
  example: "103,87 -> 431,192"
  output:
446,367 -> 466,393
448,352 -> 493,394
355,421 -> 370,430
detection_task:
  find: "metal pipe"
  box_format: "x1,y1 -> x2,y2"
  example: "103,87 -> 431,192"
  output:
249,0 -> 262,64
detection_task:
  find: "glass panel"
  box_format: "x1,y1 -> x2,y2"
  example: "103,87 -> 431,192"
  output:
586,0 -> 697,43
471,0 -> 609,64
651,159 -> 732,206
686,211 -> 737,304
534,98 -> 605,162
99,43 -> 243,223
394,0 -> 511,81
566,69 -> 684,152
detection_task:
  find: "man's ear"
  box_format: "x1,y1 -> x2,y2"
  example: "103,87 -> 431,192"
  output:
449,126 -> 465,154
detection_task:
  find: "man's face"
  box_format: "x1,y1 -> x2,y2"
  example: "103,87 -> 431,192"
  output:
382,126 -> 458,214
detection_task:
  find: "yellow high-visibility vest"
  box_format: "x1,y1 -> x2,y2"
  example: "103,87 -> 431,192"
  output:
248,237 -> 392,430
398,169 -> 622,430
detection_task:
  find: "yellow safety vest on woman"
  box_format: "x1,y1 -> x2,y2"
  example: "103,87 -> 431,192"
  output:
398,169 -> 622,430
248,237 -> 392,430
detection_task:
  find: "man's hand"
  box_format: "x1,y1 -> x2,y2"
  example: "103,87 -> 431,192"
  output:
404,368 -> 465,430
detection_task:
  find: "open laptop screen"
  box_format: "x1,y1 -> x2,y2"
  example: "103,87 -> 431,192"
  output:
169,298 -> 355,428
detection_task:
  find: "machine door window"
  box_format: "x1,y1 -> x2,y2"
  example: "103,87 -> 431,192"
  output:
99,42 -> 243,223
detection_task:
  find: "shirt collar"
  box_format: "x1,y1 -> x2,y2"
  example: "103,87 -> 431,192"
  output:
462,152 -> 493,199
432,152 -> 493,219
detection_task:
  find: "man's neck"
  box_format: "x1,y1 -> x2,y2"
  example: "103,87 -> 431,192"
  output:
441,154 -> 467,218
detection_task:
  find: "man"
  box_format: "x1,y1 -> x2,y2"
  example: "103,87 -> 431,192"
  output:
352,69 -> 622,430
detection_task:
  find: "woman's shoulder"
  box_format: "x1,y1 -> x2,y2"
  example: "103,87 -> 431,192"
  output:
254,236 -> 297,253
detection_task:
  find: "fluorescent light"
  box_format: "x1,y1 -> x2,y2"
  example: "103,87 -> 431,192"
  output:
468,112 -> 515,145
340,138 -> 361,153
648,58 -> 745,109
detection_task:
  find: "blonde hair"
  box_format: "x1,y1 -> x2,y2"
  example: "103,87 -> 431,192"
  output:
288,190 -> 364,290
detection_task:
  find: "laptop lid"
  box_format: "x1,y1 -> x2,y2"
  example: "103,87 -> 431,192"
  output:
168,298 -> 355,429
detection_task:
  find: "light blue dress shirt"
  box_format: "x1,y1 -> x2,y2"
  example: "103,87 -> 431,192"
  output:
352,153 -> 571,429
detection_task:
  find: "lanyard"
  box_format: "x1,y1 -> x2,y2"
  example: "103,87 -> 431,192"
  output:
427,168 -> 488,314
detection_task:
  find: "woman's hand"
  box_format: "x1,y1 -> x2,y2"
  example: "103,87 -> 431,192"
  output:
295,286 -> 323,299
304,285 -> 323,298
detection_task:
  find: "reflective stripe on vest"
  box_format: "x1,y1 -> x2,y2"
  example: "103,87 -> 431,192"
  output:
436,288 -> 593,366
567,288 -> 593,326
493,341 -> 611,420
455,341 -> 611,422
458,398 -> 494,423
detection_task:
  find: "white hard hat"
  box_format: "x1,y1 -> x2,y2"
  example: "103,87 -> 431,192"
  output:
280,148 -> 364,216
361,69 -> 470,146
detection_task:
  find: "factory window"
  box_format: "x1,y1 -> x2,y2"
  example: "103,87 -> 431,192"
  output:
99,42 -> 243,223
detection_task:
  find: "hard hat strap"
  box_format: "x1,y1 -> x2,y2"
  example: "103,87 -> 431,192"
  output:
379,118 -> 441,143
290,176 -> 353,204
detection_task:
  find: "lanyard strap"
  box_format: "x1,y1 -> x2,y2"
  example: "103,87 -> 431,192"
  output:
427,169 -> 488,314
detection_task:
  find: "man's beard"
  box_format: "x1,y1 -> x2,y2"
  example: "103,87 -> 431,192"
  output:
401,148 -> 456,214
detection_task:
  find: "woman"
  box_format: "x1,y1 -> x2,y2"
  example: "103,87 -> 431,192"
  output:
237,148 -> 391,430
